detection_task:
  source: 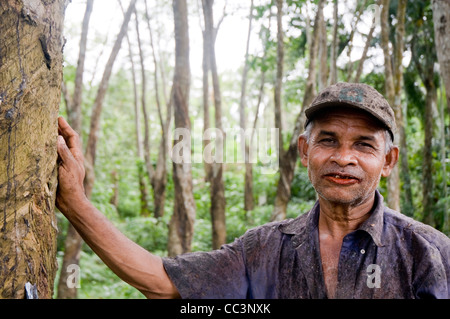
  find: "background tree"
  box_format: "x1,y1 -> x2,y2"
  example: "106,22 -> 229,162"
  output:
0,0 -> 66,298
167,0 -> 196,256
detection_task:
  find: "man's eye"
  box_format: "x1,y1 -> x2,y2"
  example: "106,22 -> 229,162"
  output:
319,138 -> 335,144
356,142 -> 374,149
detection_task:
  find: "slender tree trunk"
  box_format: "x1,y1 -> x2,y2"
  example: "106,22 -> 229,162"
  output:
271,0 -> 323,221
0,0 -> 65,299
134,7 -> 154,195
329,0 -> 339,85
239,0 -> 254,212
273,0 -> 284,160
380,0 -> 401,212
68,0 -> 93,133
202,27 -> 213,183
432,0 -> 450,116
202,0 -> 226,250
168,0 -> 196,256
393,0 -> 413,216
318,4 -> 328,91
144,0 -> 169,218
438,87 -> 448,233
346,0 -> 368,81
126,16 -> 150,217
58,0 -> 136,299
422,80 -> 437,227
354,16 -> 376,83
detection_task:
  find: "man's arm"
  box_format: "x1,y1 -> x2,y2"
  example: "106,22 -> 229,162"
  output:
56,116 -> 180,299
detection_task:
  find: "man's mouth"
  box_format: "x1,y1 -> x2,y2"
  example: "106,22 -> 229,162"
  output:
323,173 -> 360,185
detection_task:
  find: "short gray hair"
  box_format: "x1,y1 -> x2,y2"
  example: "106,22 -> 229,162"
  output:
303,120 -> 394,154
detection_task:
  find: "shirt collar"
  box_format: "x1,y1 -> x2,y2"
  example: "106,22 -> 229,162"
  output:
278,190 -> 385,247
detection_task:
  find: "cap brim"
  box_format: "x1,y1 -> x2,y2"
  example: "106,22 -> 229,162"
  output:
305,101 -> 395,141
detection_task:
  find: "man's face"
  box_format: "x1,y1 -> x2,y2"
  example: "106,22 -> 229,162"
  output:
299,108 -> 398,208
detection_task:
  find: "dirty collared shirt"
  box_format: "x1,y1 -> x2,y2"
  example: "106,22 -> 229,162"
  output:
162,191 -> 450,299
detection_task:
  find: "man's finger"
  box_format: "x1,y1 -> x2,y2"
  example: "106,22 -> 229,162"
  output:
57,135 -> 75,164
58,116 -> 84,162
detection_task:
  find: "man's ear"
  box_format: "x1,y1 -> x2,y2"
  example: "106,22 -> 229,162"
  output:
298,135 -> 309,168
381,146 -> 399,177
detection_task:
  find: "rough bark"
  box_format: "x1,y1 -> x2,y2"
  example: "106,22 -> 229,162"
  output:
57,0 -> 136,299
0,0 -> 65,299
271,0 -> 323,221
168,0 -> 196,256
432,0 -> 450,116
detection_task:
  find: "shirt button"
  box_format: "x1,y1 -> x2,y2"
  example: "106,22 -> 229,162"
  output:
360,249 -> 365,254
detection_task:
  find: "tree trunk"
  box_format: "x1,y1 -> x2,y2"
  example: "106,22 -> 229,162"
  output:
329,0 -> 339,85
422,80 -> 437,227
202,26 -> 213,183
240,0 -> 254,212
273,0 -> 284,161
318,4 -> 328,91
380,0 -> 401,212
125,13 -> 150,217
167,0 -> 196,256
68,0 -> 93,134
202,0 -> 226,250
57,0 -> 136,299
393,0 -> 413,216
346,0 -> 368,81
271,0 -> 323,221
432,0 -> 450,116
144,0 -> 170,218
134,7 -> 154,194
354,17 -> 376,83
0,0 -> 65,298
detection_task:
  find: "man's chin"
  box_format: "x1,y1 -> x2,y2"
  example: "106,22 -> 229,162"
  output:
316,189 -> 366,206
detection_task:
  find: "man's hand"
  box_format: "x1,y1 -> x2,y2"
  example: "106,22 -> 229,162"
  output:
56,116 -> 87,214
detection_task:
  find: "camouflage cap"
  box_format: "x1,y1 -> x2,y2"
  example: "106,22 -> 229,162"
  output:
305,82 -> 396,141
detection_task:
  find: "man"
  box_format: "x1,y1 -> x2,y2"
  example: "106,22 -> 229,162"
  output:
56,82 -> 449,299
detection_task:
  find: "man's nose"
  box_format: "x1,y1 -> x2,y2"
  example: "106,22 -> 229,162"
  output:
330,145 -> 357,167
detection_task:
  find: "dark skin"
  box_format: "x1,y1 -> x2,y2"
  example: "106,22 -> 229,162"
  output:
297,108 -> 399,298
56,107 -> 398,299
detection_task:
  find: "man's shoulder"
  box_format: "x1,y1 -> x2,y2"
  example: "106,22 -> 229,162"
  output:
383,207 -> 450,252
240,213 -> 309,251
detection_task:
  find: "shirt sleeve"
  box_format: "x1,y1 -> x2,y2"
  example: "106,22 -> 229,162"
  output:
162,237 -> 249,299
412,230 -> 450,299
